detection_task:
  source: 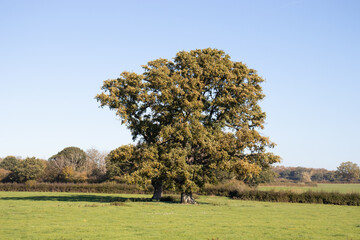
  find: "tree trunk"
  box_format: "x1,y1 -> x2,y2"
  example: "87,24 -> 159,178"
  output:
151,180 -> 163,201
181,192 -> 197,204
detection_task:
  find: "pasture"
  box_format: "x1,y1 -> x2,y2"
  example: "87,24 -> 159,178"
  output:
0,191 -> 359,239
258,183 -> 360,193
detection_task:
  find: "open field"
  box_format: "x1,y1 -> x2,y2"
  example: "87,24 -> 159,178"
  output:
0,192 -> 359,239
258,183 -> 360,194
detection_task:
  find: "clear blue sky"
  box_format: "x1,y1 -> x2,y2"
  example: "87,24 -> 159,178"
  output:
0,0 -> 359,170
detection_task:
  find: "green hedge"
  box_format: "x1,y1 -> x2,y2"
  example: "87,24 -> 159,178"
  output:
228,189 -> 360,206
0,183 -> 359,206
0,182 -> 152,194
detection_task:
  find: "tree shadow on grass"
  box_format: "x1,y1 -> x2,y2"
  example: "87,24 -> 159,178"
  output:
0,195 -> 182,204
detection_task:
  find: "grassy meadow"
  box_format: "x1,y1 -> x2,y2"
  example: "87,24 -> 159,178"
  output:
258,183 -> 360,194
0,191 -> 359,240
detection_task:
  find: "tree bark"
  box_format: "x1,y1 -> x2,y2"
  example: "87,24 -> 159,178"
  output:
181,192 -> 197,204
151,180 -> 163,201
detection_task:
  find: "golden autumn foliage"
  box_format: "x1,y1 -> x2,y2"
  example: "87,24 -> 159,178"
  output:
97,48 -> 280,198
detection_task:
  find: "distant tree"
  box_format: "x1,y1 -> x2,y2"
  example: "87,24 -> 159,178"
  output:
274,166 -> 343,183
277,168 -> 291,180
42,161 -> 61,182
311,171 -> 326,182
323,171 -> 337,182
310,169 -> 336,182
0,168 -> 11,182
85,148 -> 108,182
300,171 -> 312,183
274,167 -> 309,182
244,167 -> 278,186
0,156 -> 21,172
86,148 -> 109,174
336,161 -> 360,181
58,166 -> 75,182
12,157 -> 46,183
97,48 -> 280,203
289,167 -> 309,181
49,147 -> 87,171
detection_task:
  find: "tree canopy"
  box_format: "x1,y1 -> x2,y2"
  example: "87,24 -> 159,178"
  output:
48,147 -> 87,171
97,48 -> 280,203
336,161 -> 360,181
12,157 -> 46,183
0,156 -> 20,172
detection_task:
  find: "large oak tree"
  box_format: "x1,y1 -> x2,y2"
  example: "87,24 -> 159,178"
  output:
97,48 -> 280,203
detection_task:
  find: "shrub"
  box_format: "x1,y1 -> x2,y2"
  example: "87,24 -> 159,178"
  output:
58,166 -> 75,182
202,180 -> 250,196
87,168 -> 107,183
25,180 -> 37,187
0,182 -> 152,194
73,171 -> 88,183
228,189 -> 360,206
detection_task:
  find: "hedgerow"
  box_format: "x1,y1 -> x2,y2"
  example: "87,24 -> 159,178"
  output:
0,182 -> 359,205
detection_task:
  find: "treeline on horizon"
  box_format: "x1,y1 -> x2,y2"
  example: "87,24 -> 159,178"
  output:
271,165 -> 360,184
0,146 -> 359,185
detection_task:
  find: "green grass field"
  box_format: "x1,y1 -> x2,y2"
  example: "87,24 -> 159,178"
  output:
258,183 -> 360,193
0,191 -> 359,239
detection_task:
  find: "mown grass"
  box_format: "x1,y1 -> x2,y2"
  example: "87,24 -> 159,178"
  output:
0,192 -> 359,239
258,183 -> 360,193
